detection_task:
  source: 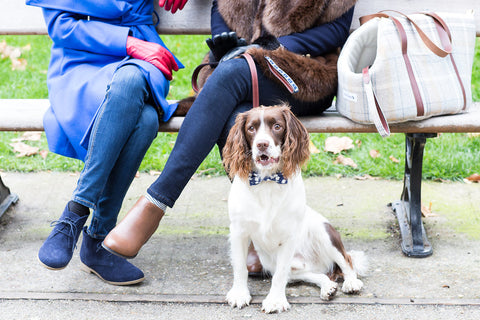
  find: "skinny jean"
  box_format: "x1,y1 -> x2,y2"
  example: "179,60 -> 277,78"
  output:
147,58 -> 333,207
73,65 -> 159,238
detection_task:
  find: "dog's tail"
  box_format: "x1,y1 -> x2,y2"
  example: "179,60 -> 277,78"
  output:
348,250 -> 369,277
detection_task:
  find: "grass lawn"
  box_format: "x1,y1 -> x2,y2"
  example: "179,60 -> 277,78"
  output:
1,35 -> 480,181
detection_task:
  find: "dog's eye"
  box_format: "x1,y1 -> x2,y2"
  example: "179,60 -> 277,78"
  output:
273,124 -> 282,131
247,126 -> 255,132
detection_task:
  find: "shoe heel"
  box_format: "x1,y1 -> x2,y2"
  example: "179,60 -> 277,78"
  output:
79,262 -> 93,274
101,242 -> 137,259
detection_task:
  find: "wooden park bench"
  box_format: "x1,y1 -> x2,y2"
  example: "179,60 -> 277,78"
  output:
0,0 -> 479,258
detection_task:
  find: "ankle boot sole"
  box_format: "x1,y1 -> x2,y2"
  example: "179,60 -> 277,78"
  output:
101,242 -> 137,259
80,262 -> 145,286
38,256 -> 67,271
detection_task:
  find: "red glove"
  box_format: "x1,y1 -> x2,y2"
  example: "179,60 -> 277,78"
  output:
159,0 -> 188,14
126,36 -> 178,80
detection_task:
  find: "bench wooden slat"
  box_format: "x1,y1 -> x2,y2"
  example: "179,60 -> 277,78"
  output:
1,99 -> 479,134
2,0 -> 479,36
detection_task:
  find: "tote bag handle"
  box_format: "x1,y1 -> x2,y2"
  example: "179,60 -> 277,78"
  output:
361,11 -> 467,136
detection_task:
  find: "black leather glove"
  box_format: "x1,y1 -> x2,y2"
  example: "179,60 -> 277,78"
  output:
252,34 -> 281,50
220,44 -> 260,62
206,31 -> 247,62
219,33 -> 281,63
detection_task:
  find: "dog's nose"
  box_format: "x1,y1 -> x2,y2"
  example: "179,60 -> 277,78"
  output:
256,140 -> 269,151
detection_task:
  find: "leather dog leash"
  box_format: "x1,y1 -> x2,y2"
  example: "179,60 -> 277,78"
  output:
191,53 -> 259,108
241,53 -> 259,108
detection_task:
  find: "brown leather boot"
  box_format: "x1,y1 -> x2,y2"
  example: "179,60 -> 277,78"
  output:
246,242 -> 264,277
102,196 -> 164,259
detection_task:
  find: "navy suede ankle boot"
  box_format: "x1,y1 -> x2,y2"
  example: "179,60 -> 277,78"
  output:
80,227 -> 145,285
38,204 -> 89,270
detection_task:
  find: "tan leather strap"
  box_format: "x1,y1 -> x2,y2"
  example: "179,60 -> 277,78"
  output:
360,11 -> 461,117
389,15 -> 425,116
360,11 -> 452,57
362,67 -> 390,137
241,53 -> 259,108
191,54 -> 259,108
388,10 -> 452,57
191,61 -> 218,93
429,13 -> 467,110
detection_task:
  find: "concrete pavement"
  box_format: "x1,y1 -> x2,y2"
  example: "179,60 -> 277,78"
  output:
1,172 -> 480,319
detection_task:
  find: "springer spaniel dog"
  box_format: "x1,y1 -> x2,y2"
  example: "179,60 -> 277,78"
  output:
222,105 -> 367,313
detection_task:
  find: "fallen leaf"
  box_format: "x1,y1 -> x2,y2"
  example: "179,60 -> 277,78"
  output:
196,168 -> 215,175
22,44 -> 32,52
11,131 -> 42,142
0,40 -> 29,71
11,57 -> 27,71
421,202 -> 437,217
369,149 -> 381,158
149,170 -> 162,176
309,140 -> 320,154
39,150 -> 49,159
355,174 -> 380,180
0,40 -> 6,55
355,139 -> 362,148
467,133 -> 480,138
389,155 -> 400,163
9,142 -> 39,157
324,136 -> 354,154
333,155 -> 358,168
465,173 -> 480,182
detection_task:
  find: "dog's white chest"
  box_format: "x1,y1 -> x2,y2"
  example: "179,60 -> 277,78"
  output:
228,175 -> 306,246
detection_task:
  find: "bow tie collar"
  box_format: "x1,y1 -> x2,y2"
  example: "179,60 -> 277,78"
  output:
248,172 -> 288,186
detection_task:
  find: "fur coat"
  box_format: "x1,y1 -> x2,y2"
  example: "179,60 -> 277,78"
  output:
192,0 -> 357,104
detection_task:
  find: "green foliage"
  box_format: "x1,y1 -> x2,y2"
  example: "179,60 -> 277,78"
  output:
472,40 -> 480,102
0,35 -> 50,99
0,35 -> 479,181
162,35 -> 206,100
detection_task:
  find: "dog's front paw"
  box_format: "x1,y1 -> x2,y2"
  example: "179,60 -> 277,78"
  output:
320,280 -> 338,300
226,286 -> 252,309
261,293 -> 291,314
342,277 -> 364,294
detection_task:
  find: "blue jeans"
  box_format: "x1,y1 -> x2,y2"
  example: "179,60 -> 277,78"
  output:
147,58 -> 333,207
73,65 -> 159,238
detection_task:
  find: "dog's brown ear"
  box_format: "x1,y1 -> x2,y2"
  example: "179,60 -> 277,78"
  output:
281,106 -> 310,178
222,112 -> 252,181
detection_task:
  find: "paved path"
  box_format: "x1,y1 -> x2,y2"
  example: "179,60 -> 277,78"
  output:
1,172 -> 479,319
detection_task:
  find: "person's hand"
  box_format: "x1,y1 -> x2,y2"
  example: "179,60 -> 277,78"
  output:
253,34 -> 281,50
220,44 -> 260,62
206,32 -> 247,62
159,0 -> 188,14
126,36 -> 178,80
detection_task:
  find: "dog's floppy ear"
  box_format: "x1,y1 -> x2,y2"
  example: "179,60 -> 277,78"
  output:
222,112 -> 252,181
281,105 -> 310,178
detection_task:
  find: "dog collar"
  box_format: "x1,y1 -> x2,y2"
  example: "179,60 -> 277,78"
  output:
248,172 -> 288,186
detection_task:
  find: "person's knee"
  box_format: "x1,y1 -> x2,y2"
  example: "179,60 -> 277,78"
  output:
110,65 -> 148,97
212,59 -> 250,82
137,105 -> 159,138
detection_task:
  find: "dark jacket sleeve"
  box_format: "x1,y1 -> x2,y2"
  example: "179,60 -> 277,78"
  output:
278,6 -> 354,56
210,0 -> 232,36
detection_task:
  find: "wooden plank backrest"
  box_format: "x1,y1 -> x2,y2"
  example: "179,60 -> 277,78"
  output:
1,0 -> 479,36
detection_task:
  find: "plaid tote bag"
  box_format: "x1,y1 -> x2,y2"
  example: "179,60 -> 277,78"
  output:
336,11 -> 476,136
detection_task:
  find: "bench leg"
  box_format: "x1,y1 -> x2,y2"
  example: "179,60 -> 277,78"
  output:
391,133 -> 436,258
0,176 -> 18,220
